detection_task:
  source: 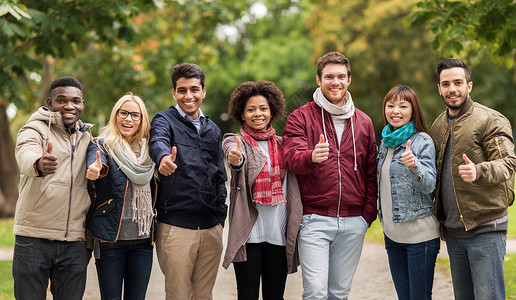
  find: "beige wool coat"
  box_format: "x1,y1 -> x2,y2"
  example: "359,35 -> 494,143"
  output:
222,133 -> 302,274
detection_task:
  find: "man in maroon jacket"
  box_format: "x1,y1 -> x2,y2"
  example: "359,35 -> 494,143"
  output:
282,52 -> 377,300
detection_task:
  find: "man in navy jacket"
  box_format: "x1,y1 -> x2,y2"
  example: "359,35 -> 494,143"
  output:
149,63 -> 227,300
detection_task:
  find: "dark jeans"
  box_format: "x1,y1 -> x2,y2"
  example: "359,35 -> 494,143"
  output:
384,235 -> 440,300
95,240 -> 153,300
13,235 -> 88,300
233,242 -> 288,300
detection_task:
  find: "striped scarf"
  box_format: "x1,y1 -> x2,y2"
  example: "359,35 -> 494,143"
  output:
240,123 -> 287,206
381,120 -> 417,148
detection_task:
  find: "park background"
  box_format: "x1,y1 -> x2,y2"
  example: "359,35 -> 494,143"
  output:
0,0 -> 515,298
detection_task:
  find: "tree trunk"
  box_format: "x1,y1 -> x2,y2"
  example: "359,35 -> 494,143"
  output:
0,102 -> 19,217
40,56 -> 54,107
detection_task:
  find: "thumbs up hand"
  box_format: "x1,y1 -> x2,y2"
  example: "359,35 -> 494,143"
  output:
458,153 -> 477,182
311,134 -> 330,164
37,141 -> 58,175
228,137 -> 243,166
86,150 -> 103,180
401,140 -> 415,167
158,146 -> 178,176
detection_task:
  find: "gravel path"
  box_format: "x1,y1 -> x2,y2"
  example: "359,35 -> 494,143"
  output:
82,240 -> 457,299
2,237 -> 516,299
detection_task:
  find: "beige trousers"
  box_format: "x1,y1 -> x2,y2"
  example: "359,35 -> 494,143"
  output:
155,221 -> 223,300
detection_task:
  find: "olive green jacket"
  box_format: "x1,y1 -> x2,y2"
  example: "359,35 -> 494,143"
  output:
430,97 -> 516,230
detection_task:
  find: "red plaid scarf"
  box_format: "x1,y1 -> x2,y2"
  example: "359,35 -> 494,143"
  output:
240,123 -> 287,206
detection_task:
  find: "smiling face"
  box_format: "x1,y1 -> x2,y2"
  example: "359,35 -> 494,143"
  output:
47,86 -> 85,127
385,97 -> 413,130
116,100 -> 142,142
438,67 -> 473,117
173,77 -> 205,120
316,63 -> 351,107
242,95 -> 271,131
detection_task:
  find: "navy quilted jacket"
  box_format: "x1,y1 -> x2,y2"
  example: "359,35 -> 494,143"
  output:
86,140 -> 156,243
149,106 -> 227,230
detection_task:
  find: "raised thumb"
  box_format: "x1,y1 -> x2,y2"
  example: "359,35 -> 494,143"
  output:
236,136 -> 242,152
463,153 -> 472,164
96,150 -> 102,165
170,146 -> 177,162
405,140 -> 412,152
47,141 -> 53,154
319,134 -> 325,144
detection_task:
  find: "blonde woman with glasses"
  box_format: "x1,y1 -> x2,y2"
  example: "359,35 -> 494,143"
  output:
86,93 -> 156,300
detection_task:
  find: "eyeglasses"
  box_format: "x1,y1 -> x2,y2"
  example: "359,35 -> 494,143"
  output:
117,109 -> 142,121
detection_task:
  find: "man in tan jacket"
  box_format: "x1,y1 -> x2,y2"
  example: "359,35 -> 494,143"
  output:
431,58 -> 516,300
13,77 -> 93,300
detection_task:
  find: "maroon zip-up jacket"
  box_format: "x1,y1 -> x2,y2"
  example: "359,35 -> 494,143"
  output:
282,101 -> 378,226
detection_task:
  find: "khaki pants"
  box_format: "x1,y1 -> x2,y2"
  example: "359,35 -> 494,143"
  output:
155,221 -> 223,300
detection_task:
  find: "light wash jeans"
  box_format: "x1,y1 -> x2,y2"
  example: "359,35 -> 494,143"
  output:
298,214 -> 368,300
444,231 -> 506,300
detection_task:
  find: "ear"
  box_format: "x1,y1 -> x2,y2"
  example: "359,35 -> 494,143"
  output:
316,75 -> 321,87
171,89 -> 177,101
202,87 -> 206,99
437,84 -> 442,96
467,81 -> 473,93
46,97 -> 52,109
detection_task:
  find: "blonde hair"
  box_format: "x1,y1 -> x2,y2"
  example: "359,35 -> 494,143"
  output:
97,93 -> 151,150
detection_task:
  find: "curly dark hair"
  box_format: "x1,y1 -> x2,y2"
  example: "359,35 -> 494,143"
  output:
227,80 -> 285,125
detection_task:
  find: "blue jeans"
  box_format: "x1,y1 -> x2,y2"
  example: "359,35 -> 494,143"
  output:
12,236 -> 88,300
95,240 -> 153,300
298,214 -> 368,300
444,231 -> 506,300
384,235 -> 440,300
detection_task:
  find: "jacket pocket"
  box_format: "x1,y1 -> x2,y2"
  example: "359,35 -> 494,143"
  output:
94,199 -> 115,216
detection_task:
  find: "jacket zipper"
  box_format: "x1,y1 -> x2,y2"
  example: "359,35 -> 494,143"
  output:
113,179 -> 128,242
326,111 -> 343,217
197,122 -> 204,230
494,137 -> 510,202
64,145 -> 73,241
96,198 -> 113,209
448,123 -> 468,231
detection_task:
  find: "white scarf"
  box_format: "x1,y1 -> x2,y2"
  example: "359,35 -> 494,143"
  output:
313,87 -> 355,121
110,139 -> 155,236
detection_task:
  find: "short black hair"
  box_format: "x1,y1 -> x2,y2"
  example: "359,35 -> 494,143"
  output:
171,63 -> 205,90
50,76 -> 83,94
436,58 -> 472,82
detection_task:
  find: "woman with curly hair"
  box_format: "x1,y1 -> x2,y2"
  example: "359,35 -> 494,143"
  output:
85,93 -> 156,300
222,81 -> 302,300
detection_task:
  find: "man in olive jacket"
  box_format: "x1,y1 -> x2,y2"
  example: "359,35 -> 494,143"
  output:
431,58 -> 516,300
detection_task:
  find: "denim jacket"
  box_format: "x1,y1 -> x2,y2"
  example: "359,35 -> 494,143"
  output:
377,132 -> 436,223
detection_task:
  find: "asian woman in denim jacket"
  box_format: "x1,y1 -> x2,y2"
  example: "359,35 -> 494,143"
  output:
377,85 -> 440,300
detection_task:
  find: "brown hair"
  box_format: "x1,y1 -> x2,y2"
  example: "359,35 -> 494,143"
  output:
317,52 -> 351,78
382,85 -> 429,134
227,81 -> 285,125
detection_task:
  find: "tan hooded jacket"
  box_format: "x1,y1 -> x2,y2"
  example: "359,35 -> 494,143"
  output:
14,106 -> 93,241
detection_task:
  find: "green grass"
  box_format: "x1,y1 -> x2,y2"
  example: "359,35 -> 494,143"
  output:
0,218 -> 14,300
0,219 -> 14,248
509,204 -> 516,237
0,260 -> 12,300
